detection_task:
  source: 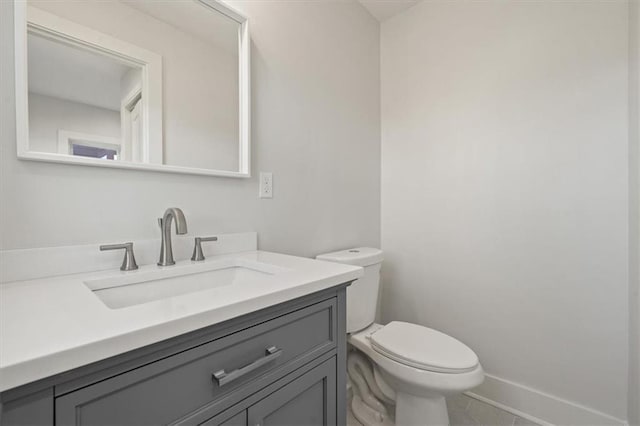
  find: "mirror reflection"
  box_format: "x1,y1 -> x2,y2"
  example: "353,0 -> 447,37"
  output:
28,32 -> 142,161
23,0 -> 248,175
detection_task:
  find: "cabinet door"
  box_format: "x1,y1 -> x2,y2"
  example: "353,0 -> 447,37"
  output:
247,358 -> 336,426
0,389 -> 53,426
200,410 -> 247,426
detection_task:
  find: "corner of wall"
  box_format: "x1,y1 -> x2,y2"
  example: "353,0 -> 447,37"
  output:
629,0 -> 640,424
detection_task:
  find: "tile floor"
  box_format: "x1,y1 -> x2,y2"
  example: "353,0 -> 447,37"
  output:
447,394 -> 537,426
347,393 -> 539,426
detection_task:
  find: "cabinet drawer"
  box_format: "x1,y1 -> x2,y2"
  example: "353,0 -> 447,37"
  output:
55,298 -> 336,426
199,356 -> 337,426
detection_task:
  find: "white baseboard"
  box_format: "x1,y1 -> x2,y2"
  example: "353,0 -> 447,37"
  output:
465,374 -> 628,426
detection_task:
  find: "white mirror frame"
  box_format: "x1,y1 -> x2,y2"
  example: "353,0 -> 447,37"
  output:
14,0 -> 251,178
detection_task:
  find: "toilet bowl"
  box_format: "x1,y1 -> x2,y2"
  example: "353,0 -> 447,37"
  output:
350,323 -> 484,425
316,248 -> 484,426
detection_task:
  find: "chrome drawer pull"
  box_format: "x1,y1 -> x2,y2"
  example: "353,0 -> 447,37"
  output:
212,346 -> 282,387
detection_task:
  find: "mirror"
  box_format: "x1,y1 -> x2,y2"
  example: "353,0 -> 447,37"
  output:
14,0 -> 250,177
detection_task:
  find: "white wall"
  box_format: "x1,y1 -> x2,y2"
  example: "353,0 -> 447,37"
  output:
29,0 -> 240,172
381,1 -> 629,423
28,93 -> 120,153
0,0 -> 381,257
629,1 -> 640,424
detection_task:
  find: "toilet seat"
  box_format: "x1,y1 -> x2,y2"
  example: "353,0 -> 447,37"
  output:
349,323 -> 484,399
370,321 -> 479,374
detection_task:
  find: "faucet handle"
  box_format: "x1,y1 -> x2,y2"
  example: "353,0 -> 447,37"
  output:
100,242 -> 139,271
191,236 -> 218,261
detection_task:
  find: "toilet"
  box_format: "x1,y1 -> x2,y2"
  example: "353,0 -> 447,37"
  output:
316,248 -> 484,426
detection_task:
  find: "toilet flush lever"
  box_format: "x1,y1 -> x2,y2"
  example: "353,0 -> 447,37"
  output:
191,236 -> 218,261
100,242 -> 138,271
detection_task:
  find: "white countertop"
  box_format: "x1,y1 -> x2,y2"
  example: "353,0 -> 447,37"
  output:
0,250 -> 362,392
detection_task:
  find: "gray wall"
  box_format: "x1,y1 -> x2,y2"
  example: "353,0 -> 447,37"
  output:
28,93 -> 120,154
629,1 -> 640,424
381,0 -> 629,421
0,0 -> 381,257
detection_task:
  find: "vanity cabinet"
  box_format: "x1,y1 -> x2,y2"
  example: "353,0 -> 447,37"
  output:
201,357 -> 336,426
0,285 -> 348,426
203,411 -> 247,426
246,357 -> 336,426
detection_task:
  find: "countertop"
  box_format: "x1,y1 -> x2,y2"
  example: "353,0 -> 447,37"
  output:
0,250 -> 362,393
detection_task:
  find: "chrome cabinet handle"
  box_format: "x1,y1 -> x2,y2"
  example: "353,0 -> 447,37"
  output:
212,346 -> 282,387
100,242 -> 138,271
191,236 -> 218,261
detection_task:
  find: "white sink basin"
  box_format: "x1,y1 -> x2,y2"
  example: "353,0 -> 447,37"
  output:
84,259 -> 284,309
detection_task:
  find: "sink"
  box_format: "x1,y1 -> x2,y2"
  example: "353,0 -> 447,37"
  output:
84,259 -> 284,309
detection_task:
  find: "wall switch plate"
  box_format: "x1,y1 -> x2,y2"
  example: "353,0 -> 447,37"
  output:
259,172 -> 273,198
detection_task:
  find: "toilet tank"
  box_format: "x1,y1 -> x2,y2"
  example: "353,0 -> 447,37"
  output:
316,248 -> 384,333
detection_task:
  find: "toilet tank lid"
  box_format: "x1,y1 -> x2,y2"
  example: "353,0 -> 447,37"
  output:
316,247 -> 383,267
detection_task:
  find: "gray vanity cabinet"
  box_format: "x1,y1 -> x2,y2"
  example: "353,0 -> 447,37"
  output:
246,357 -> 336,426
201,357 -> 336,426
0,285 -> 348,426
201,411 -> 247,426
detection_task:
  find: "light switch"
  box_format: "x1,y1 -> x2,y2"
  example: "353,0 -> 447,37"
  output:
259,172 -> 273,199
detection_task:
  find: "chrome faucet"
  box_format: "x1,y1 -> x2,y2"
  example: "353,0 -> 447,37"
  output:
100,242 -> 139,271
158,207 -> 188,266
